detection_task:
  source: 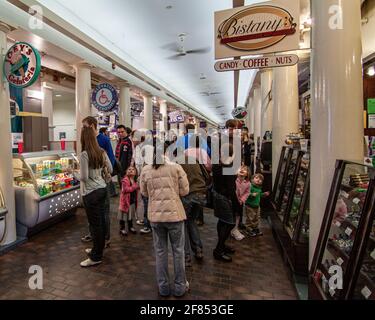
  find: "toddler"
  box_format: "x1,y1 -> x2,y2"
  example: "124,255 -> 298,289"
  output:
118,166 -> 139,236
245,173 -> 270,237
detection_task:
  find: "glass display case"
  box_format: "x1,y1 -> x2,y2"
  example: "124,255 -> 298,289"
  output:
272,147 -> 292,210
0,187 -> 7,243
12,151 -> 81,237
310,160 -> 375,300
277,149 -> 303,220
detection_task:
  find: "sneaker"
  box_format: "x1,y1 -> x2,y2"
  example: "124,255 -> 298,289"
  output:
140,227 -> 151,234
248,230 -> 258,237
231,228 -> 245,241
253,229 -> 263,236
185,257 -> 192,268
120,229 -> 128,236
174,281 -> 190,297
130,227 -> 137,234
80,258 -> 102,267
195,248 -> 204,260
136,220 -> 144,226
81,234 -> 92,242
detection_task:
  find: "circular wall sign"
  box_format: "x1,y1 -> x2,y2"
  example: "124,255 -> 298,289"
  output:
3,42 -> 41,89
91,83 -> 118,112
232,106 -> 248,119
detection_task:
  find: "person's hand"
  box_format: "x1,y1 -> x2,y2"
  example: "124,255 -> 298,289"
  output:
252,193 -> 257,197
264,192 -> 270,197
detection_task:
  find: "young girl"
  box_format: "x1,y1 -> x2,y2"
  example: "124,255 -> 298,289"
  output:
118,166 -> 139,236
232,166 -> 251,241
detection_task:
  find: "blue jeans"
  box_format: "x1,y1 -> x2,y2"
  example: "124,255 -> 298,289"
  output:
151,221 -> 187,296
142,195 -> 151,229
181,193 -> 206,259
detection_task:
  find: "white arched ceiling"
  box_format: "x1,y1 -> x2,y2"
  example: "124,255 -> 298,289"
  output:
36,0 -> 263,123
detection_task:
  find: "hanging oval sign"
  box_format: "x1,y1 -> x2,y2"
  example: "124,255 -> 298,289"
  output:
92,83 -> 118,112
218,5 -> 297,52
3,42 -> 42,88
232,107 -> 248,120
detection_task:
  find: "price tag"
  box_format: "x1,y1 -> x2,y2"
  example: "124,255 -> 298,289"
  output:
345,227 -> 353,236
361,286 -> 372,300
353,198 -> 361,205
337,257 -> 344,266
370,249 -> 375,260
341,191 -> 349,199
335,221 -> 341,227
329,288 -> 336,297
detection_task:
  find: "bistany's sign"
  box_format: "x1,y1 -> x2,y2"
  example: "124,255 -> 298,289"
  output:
215,0 -> 300,59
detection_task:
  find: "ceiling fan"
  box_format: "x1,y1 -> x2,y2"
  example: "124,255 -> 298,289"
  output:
165,33 -> 211,60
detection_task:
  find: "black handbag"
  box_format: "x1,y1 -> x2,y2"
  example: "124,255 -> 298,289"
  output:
199,164 -> 214,209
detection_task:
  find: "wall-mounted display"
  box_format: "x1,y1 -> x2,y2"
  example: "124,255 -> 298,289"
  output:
13,150 -> 81,236
310,160 -> 375,300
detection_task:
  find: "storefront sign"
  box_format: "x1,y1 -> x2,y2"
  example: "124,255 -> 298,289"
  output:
231,106 -> 248,119
92,83 -> 118,112
3,42 -> 41,88
215,0 -> 300,59
215,54 -> 298,72
368,99 -> 375,114
169,111 -> 185,124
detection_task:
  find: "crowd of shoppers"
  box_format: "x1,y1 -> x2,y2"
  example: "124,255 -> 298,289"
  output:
76,118 -> 270,297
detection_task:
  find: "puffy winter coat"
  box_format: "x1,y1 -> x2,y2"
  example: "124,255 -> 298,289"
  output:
140,159 -> 189,223
119,176 -> 139,213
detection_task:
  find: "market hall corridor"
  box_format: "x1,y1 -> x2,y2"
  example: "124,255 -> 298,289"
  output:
0,199 -> 297,300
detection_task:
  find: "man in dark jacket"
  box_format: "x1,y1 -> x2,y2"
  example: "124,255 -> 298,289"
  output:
179,155 -> 207,266
115,125 -> 133,179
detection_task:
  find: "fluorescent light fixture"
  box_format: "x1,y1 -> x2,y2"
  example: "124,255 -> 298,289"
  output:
55,94 -> 62,97
367,66 -> 375,77
27,90 -> 44,100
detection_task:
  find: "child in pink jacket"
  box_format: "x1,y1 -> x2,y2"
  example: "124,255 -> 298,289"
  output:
232,166 -> 251,241
118,166 -> 139,236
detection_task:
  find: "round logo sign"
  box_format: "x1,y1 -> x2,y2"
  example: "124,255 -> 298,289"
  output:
232,107 -> 248,119
3,42 -> 41,88
91,83 -> 118,112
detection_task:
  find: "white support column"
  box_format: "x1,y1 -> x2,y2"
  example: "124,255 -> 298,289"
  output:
119,82 -> 131,128
160,100 -> 168,133
249,96 -> 255,135
0,22 -> 17,245
253,86 -> 262,172
41,84 -> 54,142
261,70 -> 273,139
272,64 -> 299,184
310,0 -> 364,264
74,63 -> 92,154
143,93 -> 153,131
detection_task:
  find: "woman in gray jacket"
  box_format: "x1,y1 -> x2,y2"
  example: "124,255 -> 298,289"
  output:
140,141 -> 189,297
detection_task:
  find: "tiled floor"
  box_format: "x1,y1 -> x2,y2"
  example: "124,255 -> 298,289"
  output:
0,197 -> 297,300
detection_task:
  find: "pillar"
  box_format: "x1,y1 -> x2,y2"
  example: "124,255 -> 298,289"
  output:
160,100 -> 168,133
119,82 -> 131,128
249,96 -> 255,135
143,93 -> 153,131
253,86 -> 262,172
261,70 -> 273,139
74,63 -> 92,154
0,22 -> 17,245
272,64 -> 299,184
310,0 -> 363,264
41,84 -> 54,141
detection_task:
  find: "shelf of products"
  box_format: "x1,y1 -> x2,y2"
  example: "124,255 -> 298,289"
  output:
13,151 -> 79,198
12,151 -> 81,237
310,160 -> 375,300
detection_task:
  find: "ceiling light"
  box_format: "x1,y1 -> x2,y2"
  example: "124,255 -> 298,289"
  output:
166,5 -> 173,9
367,66 -> 375,77
55,94 -> 62,97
